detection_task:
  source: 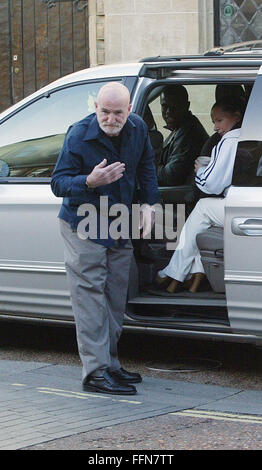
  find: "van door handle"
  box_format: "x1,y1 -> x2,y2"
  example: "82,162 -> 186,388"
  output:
232,218 -> 262,236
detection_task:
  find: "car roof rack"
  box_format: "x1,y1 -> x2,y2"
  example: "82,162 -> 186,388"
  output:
205,40 -> 262,55
139,58 -> 262,79
140,55 -> 204,62
140,42 -> 262,64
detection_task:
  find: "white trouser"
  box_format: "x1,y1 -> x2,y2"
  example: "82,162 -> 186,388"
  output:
159,197 -> 225,282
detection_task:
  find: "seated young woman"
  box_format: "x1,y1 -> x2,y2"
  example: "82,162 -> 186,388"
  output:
155,96 -> 246,294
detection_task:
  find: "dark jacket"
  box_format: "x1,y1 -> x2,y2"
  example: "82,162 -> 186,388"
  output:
51,112 -> 160,247
157,112 -> 209,186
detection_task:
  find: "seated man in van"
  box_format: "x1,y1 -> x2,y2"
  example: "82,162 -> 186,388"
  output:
156,85 -> 209,186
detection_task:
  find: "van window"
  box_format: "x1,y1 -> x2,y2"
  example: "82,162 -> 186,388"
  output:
0,81 -> 112,179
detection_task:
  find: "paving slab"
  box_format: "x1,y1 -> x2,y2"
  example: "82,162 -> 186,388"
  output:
0,360 -> 261,450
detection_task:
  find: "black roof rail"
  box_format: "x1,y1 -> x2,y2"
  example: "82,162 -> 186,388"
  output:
139,55 -> 203,63
139,59 -> 262,79
204,50 -> 224,56
140,42 -> 262,64
205,40 -> 262,55
140,52 -> 262,64
203,53 -> 262,59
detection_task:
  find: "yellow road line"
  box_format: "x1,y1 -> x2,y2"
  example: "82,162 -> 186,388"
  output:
37,386 -> 142,404
171,409 -> 262,425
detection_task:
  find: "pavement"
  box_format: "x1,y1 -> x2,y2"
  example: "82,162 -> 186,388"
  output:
1,360 -> 262,450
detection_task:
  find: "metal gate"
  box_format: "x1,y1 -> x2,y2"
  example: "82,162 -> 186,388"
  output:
0,0 -> 89,112
214,0 -> 262,46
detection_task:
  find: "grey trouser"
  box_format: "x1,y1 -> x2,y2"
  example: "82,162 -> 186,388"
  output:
59,219 -> 133,381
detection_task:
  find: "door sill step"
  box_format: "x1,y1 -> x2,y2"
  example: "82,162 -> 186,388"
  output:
128,291 -> 226,307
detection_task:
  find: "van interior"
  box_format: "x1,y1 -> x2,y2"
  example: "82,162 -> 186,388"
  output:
127,81 -> 262,330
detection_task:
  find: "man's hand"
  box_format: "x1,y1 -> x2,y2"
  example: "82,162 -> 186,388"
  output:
86,159 -> 125,188
139,204 -> 156,239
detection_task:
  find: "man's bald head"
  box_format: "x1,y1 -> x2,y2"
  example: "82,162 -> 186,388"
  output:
96,82 -> 130,106
95,82 -> 131,137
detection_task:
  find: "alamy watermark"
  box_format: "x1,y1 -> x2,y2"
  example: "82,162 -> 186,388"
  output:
76,196 -> 186,250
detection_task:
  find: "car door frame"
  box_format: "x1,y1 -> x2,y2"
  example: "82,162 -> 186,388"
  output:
224,69 -> 262,336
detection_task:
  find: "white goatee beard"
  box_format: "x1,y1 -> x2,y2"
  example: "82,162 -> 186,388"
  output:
99,123 -> 122,136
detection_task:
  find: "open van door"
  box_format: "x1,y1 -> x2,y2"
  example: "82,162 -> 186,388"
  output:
225,69 -> 262,335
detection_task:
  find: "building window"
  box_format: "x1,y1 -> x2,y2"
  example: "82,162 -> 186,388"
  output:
214,0 -> 262,46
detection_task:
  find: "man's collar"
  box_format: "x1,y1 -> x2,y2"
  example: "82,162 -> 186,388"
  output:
83,114 -> 101,141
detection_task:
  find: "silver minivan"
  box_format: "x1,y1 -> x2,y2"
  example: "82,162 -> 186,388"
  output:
0,44 -> 262,344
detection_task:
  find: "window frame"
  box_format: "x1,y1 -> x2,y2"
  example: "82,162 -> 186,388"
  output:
213,0 -> 220,47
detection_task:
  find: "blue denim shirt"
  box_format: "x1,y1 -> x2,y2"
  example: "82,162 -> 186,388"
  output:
51,112 -> 160,247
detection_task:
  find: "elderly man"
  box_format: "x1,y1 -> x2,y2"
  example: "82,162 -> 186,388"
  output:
51,82 -> 159,395
157,85 -> 209,186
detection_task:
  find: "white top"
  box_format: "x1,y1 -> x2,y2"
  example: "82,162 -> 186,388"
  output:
195,128 -> 241,195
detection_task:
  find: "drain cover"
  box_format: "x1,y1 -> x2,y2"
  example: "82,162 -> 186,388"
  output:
146,357 -> 222,373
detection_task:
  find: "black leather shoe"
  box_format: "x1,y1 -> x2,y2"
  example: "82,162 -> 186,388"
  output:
82,370 -> 137,395
110,367 -> 142,384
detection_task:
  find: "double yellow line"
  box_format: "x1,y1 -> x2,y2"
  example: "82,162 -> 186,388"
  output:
11,383 -> 142,404
172,409 -> 262,424
11,384 -> 262,423
37,386 -> 142,405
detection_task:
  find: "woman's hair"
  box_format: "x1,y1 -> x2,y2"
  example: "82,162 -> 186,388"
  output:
212,96 -> 247,120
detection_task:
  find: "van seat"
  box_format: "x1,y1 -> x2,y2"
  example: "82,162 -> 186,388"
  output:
196,227 -> 225,293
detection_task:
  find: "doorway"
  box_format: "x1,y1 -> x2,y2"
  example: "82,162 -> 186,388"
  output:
0,0 -> 89,112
